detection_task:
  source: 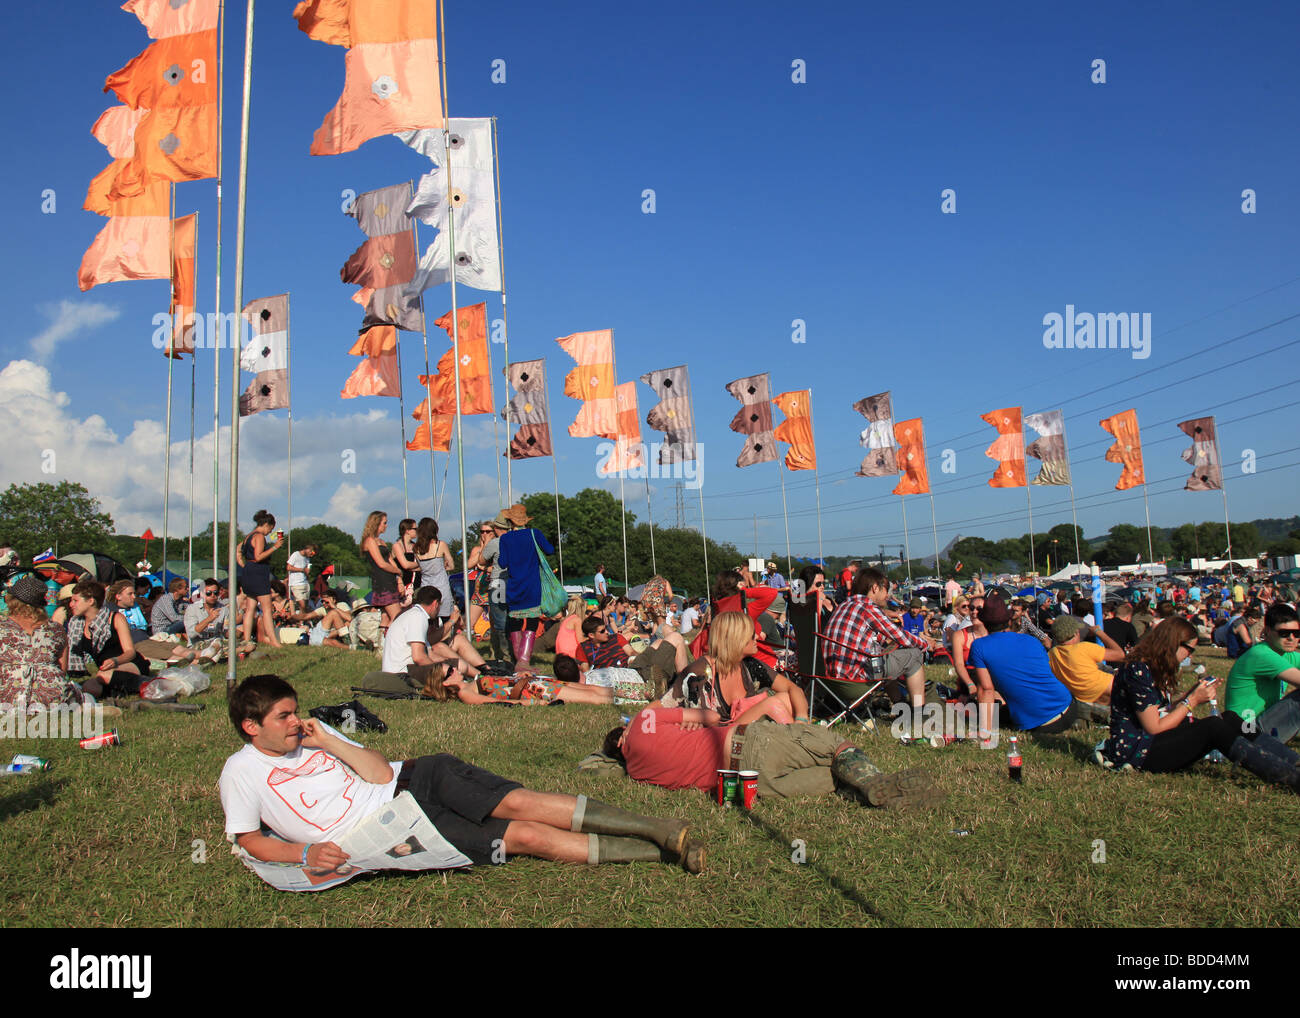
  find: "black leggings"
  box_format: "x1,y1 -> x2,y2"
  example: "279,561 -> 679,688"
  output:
1141,712 -> 1246,773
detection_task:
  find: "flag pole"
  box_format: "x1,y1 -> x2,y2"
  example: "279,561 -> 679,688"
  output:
1057,414 -> 1085,573
899,495 -> 912,582
644,476 -> 657,575
285,292 -> 293,566
226,0 -> 256,693
542,374 -> 564,584
187,214 -> 200,588
776,456 -> 793,581
682,366 -> 708,594
395,332 -> 410,519
697,487 -> 711,599
928,493 -> 941,576
808,387 -> 825,566
492,117 -> 513,506
163,185 -> 176,587
1025,485 -> 1037,581
438,0 -> 470,601
213,0 -> 226,578
411,196 -> 439,507
618,472 -> 630,588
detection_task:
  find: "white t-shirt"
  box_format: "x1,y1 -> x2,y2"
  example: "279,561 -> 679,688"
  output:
680,606 -> 700,633
219,722 -> 402,843
382,605 -> 432,673
287,552 -> 310,589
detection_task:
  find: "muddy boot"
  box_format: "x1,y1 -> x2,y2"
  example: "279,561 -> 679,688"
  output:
587,835 -> 704,872
572,795 -> 688,856
833,746 -> 945,809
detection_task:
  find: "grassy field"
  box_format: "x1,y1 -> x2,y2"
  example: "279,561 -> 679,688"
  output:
1,644 -> 1296,928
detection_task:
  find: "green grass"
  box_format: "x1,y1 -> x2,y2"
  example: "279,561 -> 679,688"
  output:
1,645 -> 1296,927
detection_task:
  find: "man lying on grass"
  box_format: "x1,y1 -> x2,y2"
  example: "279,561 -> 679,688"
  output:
602,701 -> 945,808
220,674 -> 705,874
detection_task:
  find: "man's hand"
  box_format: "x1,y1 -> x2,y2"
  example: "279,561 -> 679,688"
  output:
297,717 -> 335,750
306,841 -> 349,870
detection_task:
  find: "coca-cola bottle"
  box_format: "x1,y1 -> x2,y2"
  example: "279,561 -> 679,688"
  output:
1007,735 -> 1023,783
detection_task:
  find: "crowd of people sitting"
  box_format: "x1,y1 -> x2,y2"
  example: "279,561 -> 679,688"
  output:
3,520 -> 1298,881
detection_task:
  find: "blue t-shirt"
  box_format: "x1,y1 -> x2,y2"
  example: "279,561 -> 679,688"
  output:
967,631 -> 1072,730
901,611 -> 926,636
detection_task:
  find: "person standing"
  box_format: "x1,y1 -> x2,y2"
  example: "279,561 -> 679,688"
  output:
237,509 -> 283,648
594,565 -> 608,598
414,518 -> 455,625
495,504 -> 556,667
286,543 -> 318,613
361,511 -> 404,628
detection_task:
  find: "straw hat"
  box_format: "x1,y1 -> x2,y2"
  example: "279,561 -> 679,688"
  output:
502,504 -> 533,527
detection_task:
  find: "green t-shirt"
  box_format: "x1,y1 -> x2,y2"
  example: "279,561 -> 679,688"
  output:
1224,643 -> 1300,720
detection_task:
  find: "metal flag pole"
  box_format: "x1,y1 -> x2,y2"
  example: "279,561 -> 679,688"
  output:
395,331 -> 410,520
776,455 -> 793,582
928,493 -> 941,577
491,117 -> 512,506
682,366 -> 707,595
226,0 -> 256,693
1218,428 -> 1233,569
899,495 -> 912,582
163,185 -> 176,586
609,333 -> 631,587
438,1 -> 470,596
618,473 -> 630,588
1025,485 -> 1037,581
808,387 -> 824,566
285,292 -> 293,563
1057,413 -> 1085,572
412,208 -> 439,506
187,213 -> 200,587
644,476 -> 656,575
1141,482 -> 1156,565
213,0 -> 226,577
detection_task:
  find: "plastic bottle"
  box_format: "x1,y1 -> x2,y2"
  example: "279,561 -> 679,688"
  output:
1007,735 -> 1023,783
1206,697 -> 1227,763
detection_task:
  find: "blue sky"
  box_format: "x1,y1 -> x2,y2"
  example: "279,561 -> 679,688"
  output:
4,0 -> 1299,564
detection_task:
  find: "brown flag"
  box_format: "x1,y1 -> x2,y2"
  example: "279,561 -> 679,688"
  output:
640,365 -> 696,463
339,182 -> 422,331
1178,416 -> 1223,491
853,391 -> 897,477
726,373 -> 777,467
503,358 -> 553,459
239,369 -> 289,417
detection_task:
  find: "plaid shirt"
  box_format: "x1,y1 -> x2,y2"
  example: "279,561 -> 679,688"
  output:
823,595 -> 930,683
1017,615 -> 1050,644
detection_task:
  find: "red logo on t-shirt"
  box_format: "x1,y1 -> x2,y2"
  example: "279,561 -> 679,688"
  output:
267,751 -> 356,832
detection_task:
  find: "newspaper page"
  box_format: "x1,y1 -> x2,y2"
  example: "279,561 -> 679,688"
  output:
231,791 -> 474,892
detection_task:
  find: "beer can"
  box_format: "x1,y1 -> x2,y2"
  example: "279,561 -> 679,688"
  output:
10,755 -> 51,771
80,729 -> 122,750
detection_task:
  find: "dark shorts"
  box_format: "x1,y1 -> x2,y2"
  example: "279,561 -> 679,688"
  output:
370,590 -> 401,607
401,754 -> 521,866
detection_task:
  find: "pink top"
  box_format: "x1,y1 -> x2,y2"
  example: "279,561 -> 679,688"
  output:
556,620 -> 581,659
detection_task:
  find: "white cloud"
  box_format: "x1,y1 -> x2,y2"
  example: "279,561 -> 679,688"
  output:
27,300 -> 121,362
0,359 -> 515,544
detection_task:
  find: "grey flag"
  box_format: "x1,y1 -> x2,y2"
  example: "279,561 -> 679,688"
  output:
641,365 -> 696,463
239,369 -> 288,417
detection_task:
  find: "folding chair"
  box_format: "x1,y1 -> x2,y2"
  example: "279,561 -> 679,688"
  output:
786,601 -> 885,732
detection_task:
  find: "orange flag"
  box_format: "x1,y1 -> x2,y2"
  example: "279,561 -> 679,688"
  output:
981,408 -> 1026,487
166,213 -> 197,358
421,303 -> 493,414
772,390 -> 817,471
600,383 -> 645,475
892,418 -> 930,495
557,329 -> 617,437
294,0 -> 444,156
1099,409 -> 1145,490
407,404 -> 453,452
122,0 -> 220,39
340,353 -> 401,398
348,324 -> 397,356
104,30 -> 219,109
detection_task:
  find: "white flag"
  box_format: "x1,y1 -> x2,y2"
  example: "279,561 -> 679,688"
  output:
240,330 -> 288,374
395,120 -> 502,293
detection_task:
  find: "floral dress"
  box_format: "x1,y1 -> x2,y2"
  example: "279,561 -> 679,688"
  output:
0,617 -> 81,710
1099,660 -> 1168,769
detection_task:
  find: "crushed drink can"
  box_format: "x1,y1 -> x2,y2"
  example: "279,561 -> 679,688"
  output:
80,729 -> 122,750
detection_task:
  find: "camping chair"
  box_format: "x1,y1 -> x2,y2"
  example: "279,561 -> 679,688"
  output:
786,600 -> 884,732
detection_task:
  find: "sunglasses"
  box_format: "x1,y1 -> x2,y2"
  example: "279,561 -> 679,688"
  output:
1275,628 -> 1300,639
1180,642 -> 1197,653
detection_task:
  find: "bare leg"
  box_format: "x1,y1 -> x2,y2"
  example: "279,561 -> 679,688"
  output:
450,633 -> 485,668
491,787 -> 579,829
258,595 -> 282,647
240,599 -> 255,643
501,821 -> 590,863
905,667 -> 926,738
556,684 -> 614,705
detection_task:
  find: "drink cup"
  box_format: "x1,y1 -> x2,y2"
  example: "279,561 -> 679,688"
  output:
739,770 -> 759,809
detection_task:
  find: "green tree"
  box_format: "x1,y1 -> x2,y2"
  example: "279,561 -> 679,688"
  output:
0,481 -> 114,560
1096,523 -> 1146,567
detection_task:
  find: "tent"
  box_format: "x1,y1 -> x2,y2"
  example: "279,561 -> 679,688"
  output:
32,551 -> 131,586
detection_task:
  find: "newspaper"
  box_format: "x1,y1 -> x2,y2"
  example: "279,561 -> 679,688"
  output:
230,791 -> 474,892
